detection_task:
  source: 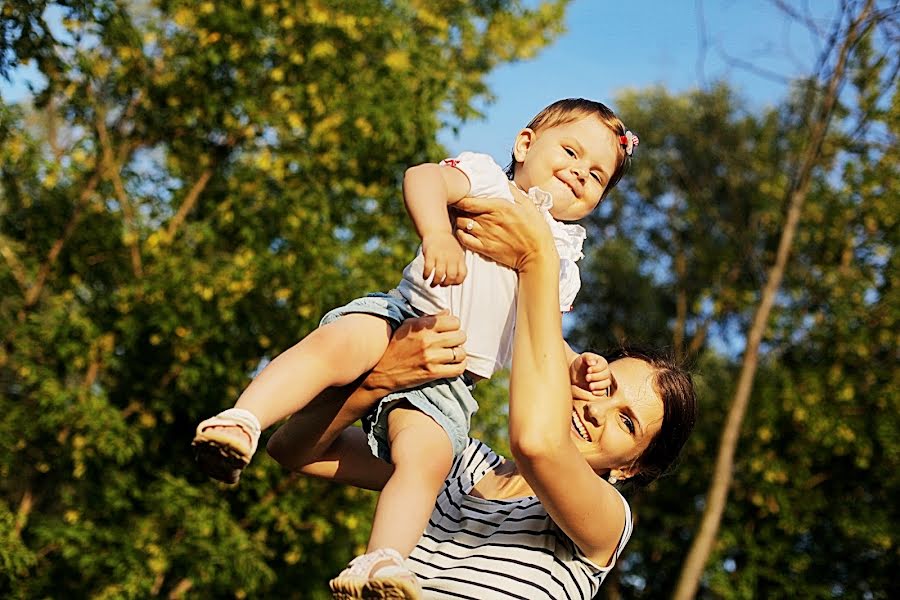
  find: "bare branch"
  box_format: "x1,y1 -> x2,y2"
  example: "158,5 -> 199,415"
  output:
695,0 -> 709,89
23,172 -> 100,309
165,168 -> 214,240
716,47 -> 795,85
674,2 -> 877,598
95,104 -> 143,277
14,487 -> 33,536
0,238 -> 29,292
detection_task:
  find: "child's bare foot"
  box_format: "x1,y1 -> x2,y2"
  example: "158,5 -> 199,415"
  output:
192,408 -> 261,484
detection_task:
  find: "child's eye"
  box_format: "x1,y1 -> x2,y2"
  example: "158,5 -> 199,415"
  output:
621,414 -> 635,434
591,172 -> 603,184
564,147 -> 576,157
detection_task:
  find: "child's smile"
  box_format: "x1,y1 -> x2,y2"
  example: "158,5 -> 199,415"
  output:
512,116 -> 621,221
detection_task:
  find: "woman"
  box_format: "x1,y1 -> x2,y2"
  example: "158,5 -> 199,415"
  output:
268,195 -> 697,599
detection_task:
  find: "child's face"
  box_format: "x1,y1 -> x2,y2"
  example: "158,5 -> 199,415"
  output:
512,116 -> 620,221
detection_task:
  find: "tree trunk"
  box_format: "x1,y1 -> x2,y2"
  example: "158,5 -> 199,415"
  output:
672,3 -> 874,598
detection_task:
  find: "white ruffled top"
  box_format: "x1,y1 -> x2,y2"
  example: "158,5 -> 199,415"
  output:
522,185 -> 587,311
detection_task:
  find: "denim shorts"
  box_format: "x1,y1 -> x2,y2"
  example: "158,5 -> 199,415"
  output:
320,291 -> 478,461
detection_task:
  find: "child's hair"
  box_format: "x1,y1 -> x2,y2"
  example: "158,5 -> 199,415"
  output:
505,98 -> 632,201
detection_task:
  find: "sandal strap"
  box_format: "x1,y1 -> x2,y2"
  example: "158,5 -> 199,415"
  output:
343,548 -> 407,579
196,408 -> 261,456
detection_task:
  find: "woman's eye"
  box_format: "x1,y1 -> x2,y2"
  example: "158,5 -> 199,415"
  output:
621,414 -> 635,434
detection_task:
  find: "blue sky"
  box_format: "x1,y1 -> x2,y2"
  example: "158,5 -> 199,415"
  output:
3,1 -> 833,158
441,0 -> 832,161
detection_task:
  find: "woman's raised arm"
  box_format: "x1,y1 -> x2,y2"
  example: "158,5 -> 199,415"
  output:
455,196 -> 629,567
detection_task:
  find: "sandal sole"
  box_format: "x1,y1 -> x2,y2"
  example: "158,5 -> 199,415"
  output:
192,435 -> 250,484
363,578 -> 422,600
329,575 -> 367,599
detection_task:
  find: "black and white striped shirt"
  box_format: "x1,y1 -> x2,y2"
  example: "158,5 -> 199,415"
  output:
408,439 -> 633,599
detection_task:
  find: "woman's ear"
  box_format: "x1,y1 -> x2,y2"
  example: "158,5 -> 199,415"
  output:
513,128 -> 536,163
610,466 -> 636,483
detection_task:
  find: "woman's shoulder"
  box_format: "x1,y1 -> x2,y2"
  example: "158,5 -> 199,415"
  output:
448,438 -> 503,481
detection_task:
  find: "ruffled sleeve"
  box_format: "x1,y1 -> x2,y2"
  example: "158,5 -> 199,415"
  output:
526,187 -> 588,312
440,152 -> 514,202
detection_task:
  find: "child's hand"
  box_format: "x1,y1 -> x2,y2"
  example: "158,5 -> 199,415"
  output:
422,232 -> 467,287
569,352 -> 612,398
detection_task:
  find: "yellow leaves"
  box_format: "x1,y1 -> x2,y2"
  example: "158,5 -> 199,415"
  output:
200,31 -> 222,46
297,304 -> 313,318
258,335 -> 271,349
149,334 -> 162,346
175,326 -> 189,338
287,112 -> 302,130
274,288 -> 291,301
173,8 -> 195,28
310,113 -> 345,146
270,67 -> 284,82
193,284 -> 215,301
289,51 -> 304,65
756,426 -> 772,442
354,117 -> 373,138
200,2 -> 215,15
280,15 -> 295,29
93,58 -> 110,78
836,424 -> 855,442
263,2 -> 278,18
64,510 -> 80,524
384,50 -> 410,71
139,412 -> 157,428
310,41 -> 336,60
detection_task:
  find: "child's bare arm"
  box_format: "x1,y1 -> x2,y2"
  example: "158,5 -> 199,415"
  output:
403,163 -> 472,286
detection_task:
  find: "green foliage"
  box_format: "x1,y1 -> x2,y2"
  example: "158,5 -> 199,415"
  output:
578,62 -> 897,600
0,1 -> 568,597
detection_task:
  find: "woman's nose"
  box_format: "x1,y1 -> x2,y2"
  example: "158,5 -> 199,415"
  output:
585,399 -> 610,422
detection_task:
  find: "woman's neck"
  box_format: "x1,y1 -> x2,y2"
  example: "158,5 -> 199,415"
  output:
470,458 -> 535,500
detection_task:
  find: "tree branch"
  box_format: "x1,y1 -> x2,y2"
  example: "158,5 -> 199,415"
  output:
674,3 -> 876,598
165,168 -> 213,240
0,237 -> 29,292
95,104 -> 143,277
23,172 -> 100,309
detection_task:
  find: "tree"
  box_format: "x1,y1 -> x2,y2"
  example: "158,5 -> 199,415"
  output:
673,3 -> 894,597
0,1 -> 569,597
568,2 -> 898,597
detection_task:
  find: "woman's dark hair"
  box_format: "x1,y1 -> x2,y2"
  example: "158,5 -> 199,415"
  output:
603,346 -> 697,489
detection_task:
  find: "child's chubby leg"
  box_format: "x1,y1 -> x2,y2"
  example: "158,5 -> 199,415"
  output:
330,402 -> 452,599
368,403 -> 454,555
193,313 -> 392,483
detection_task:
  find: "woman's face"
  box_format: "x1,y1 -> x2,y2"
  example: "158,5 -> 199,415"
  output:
569,357 -> 664,478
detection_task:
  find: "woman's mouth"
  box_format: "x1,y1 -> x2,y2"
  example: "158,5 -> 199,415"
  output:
572,409 -> 591,442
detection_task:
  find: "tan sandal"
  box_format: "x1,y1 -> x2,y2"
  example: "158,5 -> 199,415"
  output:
329,548 -> 422,600
192,408 -> 261,484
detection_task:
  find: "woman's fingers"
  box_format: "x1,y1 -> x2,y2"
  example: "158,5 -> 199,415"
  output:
454,195 -> 509,215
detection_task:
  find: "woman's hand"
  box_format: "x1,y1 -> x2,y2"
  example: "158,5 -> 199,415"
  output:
453,195 -> 557,272
363,310 -> 467,394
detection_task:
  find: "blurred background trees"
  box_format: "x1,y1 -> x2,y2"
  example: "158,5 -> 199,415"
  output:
1,1 -> 896,598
